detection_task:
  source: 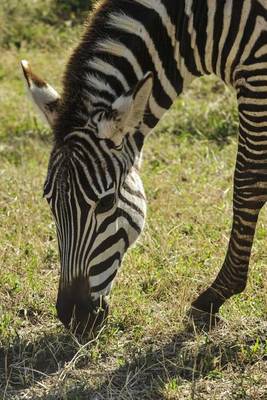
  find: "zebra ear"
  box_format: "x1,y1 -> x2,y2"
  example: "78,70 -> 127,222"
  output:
21,60 -> 61,127
113,71 -> 153,129
126,71 -> 153,128
99,72 -> 153,146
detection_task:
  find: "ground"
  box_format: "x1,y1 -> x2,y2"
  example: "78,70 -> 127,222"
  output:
0,2 -> 266,399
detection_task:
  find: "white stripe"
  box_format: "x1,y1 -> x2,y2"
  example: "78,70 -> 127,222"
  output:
71,183 -> 82,274
44,153 -> 63,199
247,76 -> 267,83
87,57 -> 130,91
108,13 -> 177,100
67,186 -> 77,279
224,0 -> 251,84
96,39 -> 166,119
73,156 -> 100,196
73,153 -> 104,193
239,141 -> 267,155
255,43 -> 267,59
239,16 -> 266,65
89,238 -> 125,266
241,82 -> 267,92
235,62 -> 267,74
135,0 -> 193,84
242,109 -> 267,118
80,210 -> 96,274
185,0 -> 205,75
89,259 -> 119,288
91,281 -> 113,299
66,131 -> 112,184
205,0 -> 216,73
82,91 -> 110,113
216,0 -> 233,76
85,73 -> 117,97
238,95 -> 267,106
96,39 -> 143,77
240,113 -> 267,128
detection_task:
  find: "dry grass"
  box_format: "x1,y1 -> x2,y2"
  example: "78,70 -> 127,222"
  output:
1,319 -> 266,399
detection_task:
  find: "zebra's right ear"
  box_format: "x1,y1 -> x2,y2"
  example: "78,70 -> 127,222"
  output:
21,60 -> 61,127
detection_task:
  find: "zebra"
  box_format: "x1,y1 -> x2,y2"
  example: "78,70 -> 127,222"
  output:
21,0 -> 267,335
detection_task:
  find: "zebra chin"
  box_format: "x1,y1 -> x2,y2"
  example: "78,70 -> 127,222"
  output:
56,278 -> 109,336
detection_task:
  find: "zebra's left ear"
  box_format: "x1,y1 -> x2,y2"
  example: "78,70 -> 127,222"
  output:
99,72 -> 153,146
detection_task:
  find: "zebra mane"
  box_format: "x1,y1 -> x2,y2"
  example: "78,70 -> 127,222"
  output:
54,0 -> 120,143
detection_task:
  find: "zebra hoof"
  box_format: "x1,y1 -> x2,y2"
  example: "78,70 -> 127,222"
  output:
188,288 -> 224,331
191,288 -> 224,314
187,306 -> 222,331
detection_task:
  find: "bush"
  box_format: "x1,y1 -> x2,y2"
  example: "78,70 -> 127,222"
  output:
0,0 -> 96,49
54,0 -> 96,20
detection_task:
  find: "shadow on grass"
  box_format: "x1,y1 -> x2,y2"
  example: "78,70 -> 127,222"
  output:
1,318 -> 265,400
0,329 -> 80,398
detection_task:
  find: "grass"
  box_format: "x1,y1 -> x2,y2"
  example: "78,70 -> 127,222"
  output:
0,2 -> 266,399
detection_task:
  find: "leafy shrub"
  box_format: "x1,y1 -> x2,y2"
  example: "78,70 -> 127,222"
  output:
54,0 -> 96,20
0,0 -> 96,49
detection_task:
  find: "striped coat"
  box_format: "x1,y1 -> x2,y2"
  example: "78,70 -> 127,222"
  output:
22,0 -> 267,334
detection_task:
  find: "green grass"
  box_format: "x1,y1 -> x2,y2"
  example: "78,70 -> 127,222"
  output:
0,2 -> 266,399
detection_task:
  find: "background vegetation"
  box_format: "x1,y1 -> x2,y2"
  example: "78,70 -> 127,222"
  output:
0,1 -> 266,399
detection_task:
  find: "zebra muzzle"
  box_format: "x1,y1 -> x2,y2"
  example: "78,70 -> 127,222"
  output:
56,279 -> 109,336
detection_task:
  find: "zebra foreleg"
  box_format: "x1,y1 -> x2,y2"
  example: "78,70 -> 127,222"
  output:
191,81 -> 267,321
191,206 -> 258,312
191,180 -> 266,322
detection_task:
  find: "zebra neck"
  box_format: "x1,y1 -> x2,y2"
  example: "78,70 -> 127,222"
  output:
55,0 -> 246,142
54,2 -> 183,140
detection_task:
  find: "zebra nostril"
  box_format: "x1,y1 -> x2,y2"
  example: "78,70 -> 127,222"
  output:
56,280 -> 109,336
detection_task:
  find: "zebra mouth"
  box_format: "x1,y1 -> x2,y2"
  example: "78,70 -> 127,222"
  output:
56,279 -> 109,336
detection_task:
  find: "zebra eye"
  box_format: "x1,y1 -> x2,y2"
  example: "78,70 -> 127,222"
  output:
95,194 -> 116,214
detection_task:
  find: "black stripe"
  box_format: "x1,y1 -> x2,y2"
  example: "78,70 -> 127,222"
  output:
192,0 -> 209,74
89,252 -> 120,276
212,0 -> 226,74
119,192 -> 145,218
90,269 -> 117,293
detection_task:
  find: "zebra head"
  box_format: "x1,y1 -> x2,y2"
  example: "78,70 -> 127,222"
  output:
21,61 -> 152,335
